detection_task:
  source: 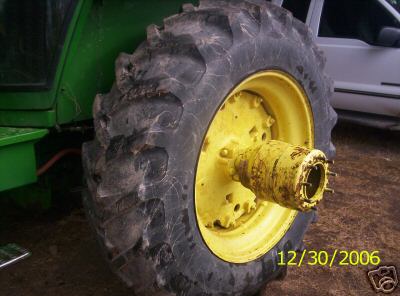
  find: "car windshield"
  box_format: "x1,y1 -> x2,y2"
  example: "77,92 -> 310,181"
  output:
386,0 -> 400,12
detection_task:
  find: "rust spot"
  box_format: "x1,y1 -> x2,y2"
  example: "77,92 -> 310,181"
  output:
290,147 -> 308,160
202,137 -> 210,152
237,160 -> 250,186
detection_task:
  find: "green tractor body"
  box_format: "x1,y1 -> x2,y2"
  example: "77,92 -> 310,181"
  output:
0,0 -> 194,192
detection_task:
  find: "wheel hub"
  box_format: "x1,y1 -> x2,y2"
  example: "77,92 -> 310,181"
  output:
234,140 -> 329,212
195,70 -> 334,263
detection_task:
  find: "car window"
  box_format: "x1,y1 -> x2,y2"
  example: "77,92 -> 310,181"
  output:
282,0 -> 311,23
319,0 -> 400,44
386,0 -> 400,12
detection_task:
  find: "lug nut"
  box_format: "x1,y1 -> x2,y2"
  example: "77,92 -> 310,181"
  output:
220,148 -> 230,158
251,97 -> 263,108
264,116 -> 275,128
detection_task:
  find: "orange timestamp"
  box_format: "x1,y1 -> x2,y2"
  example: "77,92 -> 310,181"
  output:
278,250 -> 381,267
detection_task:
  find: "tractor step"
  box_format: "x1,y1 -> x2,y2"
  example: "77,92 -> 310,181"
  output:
0,244 -> 31,269
0,127 -> 48,192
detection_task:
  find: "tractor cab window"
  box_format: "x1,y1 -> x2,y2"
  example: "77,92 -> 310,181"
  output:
282,0 -> 312,23
0,0 -> 76,90
319,0 -> 400,45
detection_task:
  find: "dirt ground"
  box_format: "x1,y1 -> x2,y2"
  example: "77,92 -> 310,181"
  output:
0,123 -> 399,296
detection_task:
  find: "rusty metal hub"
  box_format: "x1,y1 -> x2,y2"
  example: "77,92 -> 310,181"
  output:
233,140 -> 331,212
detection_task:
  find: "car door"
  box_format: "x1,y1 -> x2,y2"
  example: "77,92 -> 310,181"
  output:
315,0 -> 400,117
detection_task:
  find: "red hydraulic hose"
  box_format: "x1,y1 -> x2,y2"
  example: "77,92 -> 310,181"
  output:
36,148 -> 82,177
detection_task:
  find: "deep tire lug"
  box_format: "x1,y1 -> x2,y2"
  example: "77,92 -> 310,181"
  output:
296,241 -> 306,252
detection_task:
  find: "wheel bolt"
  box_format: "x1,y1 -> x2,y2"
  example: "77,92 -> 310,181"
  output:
325,188 -> 335,194
220,148 -> 230,158
264,116 -> 275,128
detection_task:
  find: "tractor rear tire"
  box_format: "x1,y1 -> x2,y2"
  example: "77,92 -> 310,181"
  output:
83,1 -> 336,295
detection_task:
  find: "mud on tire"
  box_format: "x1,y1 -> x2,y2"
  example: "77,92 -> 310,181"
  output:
83,1 -> 337,295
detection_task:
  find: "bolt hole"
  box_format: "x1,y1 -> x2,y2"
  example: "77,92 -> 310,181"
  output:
262,133 -> 267,141
249,126 -> 258,137
234,204 -> 240,212
226,194 -> 233,203
213,220 -> 222,228
235,115 -> 238,119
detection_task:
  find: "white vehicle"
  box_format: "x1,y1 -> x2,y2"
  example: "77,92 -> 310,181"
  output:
273,0 -> 400,129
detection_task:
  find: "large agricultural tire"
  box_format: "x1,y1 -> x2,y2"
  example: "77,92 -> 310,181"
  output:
83,1 -> 337,295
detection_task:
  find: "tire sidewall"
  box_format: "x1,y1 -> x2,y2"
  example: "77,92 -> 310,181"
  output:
148,33 -> 330,296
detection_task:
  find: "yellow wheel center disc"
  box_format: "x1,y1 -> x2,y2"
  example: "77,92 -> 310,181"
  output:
195,70 -> 317,263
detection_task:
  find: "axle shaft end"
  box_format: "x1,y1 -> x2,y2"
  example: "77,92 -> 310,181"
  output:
234,140 -> 329,212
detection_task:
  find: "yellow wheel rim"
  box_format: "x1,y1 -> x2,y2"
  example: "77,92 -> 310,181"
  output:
195,70 -> 314,263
